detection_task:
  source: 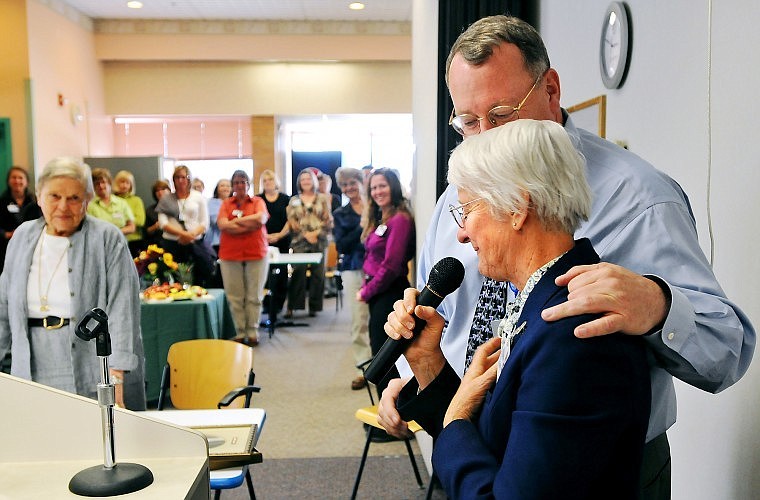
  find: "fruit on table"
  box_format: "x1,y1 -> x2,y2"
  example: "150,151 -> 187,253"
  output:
143,282 -> 183,300
142,283 -> 209,300
171,290 -> 193,300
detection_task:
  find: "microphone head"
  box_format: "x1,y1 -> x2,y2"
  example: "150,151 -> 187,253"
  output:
427,257 -> 465,297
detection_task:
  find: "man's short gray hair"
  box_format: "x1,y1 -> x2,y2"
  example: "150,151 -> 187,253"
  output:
36,157 -> 94,199
445,15 -> 550,86
447,120 -> 591,234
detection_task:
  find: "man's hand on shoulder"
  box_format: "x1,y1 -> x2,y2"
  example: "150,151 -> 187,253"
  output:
541,262 -> 669,338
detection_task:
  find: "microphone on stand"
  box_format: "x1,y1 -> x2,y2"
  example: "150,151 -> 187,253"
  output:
364,257 -> 465,385
68,308 -> 154,497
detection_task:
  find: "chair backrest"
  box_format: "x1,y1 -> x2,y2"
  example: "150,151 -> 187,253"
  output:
326,241 -> 339,269
166,339 -> 254,409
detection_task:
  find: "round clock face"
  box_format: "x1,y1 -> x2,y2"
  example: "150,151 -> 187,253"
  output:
599,2 -> 630,89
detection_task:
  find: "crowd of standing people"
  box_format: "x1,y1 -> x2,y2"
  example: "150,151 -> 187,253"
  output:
0,157 -> 415,413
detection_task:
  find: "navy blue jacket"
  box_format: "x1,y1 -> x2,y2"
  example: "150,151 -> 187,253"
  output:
429,239 -> 650,499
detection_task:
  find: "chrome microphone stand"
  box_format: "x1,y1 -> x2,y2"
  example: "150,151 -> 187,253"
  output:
68,308 -> 153,497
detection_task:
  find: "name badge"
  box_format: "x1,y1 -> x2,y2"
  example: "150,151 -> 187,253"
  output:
7,204 -> 19,214
232,209 -> 244,218
375,224 -> 387,237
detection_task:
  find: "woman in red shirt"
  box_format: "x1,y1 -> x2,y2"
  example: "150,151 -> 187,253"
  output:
217,170 -> 269,345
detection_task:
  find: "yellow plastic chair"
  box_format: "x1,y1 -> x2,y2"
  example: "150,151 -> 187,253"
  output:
324,241 -> 343,311
350,405 -> 424,500
157,339 -> 261,499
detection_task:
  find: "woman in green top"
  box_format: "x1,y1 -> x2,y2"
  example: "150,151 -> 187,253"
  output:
114,170 -> 146,257
87,168 -> 136,248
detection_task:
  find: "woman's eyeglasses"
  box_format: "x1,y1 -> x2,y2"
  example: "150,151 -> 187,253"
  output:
448,198 -> 483,228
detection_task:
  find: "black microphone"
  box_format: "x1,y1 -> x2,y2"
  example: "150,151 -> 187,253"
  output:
364,257 -> 465,385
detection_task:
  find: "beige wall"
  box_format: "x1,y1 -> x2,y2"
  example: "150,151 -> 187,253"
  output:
0,0 -> 31,172
102,60 -> 411,116
26,0 -> 111,168
95,33 -> 410,62
13,1 -> 412,169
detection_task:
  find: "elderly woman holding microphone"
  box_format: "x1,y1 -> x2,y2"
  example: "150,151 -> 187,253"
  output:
384,121 -> 650,498
0,157 -> 145,410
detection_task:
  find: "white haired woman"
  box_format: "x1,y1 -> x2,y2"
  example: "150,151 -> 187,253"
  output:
334,167 -> 371,390
0,157 -> 146,410
386,120 -> 650,498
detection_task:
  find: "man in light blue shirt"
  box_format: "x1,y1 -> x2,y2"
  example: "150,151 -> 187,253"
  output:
379,15 -> 755,500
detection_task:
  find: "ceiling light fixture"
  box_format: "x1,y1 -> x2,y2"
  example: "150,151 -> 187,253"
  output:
127,1 -> 143,9
349,2 -> 365,10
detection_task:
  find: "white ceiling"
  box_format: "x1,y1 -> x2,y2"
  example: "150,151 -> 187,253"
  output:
60,0 -> 412,22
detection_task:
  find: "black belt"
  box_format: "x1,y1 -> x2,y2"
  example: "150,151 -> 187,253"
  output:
28,316 -> 70,330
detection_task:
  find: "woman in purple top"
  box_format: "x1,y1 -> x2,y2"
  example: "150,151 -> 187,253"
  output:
358,168 -> 415,396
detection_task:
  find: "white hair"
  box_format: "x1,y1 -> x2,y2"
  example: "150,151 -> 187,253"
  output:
37,156 -> 94,199
447,120 -> 591,234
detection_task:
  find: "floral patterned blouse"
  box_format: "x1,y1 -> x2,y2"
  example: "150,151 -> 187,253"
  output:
286,193 -> 333,252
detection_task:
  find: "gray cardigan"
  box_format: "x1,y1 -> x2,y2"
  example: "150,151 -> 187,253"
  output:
0,216 -> 146,409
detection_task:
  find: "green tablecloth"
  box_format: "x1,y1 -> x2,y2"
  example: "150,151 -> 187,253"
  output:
140,289 -> 235,401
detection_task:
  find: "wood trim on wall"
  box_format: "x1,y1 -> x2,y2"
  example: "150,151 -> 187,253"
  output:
251,116 -> 275,192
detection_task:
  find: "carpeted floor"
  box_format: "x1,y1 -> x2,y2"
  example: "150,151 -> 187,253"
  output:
227,456 -> 445,500
217,299 -> 445,499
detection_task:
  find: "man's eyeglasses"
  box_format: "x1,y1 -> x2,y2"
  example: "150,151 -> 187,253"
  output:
449,76 -> 542,137
448,198 -> 483,228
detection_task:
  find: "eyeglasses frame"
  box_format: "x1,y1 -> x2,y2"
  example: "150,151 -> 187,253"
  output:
448,197 -> 484,229
448,75 -> 543,136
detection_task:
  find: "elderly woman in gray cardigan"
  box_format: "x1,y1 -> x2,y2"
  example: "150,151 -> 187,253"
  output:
0,157 -> 146,410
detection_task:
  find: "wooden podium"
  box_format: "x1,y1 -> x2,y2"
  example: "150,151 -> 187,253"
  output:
0,373 -> 209,499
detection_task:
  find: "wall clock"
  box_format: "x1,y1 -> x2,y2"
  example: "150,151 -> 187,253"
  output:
599,2 -> 631,89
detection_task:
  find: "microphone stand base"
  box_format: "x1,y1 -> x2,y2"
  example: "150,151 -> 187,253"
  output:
69,462 -> 154,497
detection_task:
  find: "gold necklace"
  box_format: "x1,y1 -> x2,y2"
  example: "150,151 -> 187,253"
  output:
38,230 -> 69,312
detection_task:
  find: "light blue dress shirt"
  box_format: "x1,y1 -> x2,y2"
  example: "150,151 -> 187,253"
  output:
399,113 -> 755,441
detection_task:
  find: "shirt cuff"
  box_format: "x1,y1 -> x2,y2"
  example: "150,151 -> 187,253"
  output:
642,274 -> 694,355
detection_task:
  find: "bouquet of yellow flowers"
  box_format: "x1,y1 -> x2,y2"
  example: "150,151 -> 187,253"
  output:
134,244 -> 180,286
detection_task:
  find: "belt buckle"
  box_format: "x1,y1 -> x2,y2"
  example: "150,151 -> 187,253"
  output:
43,317 -> 64,330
